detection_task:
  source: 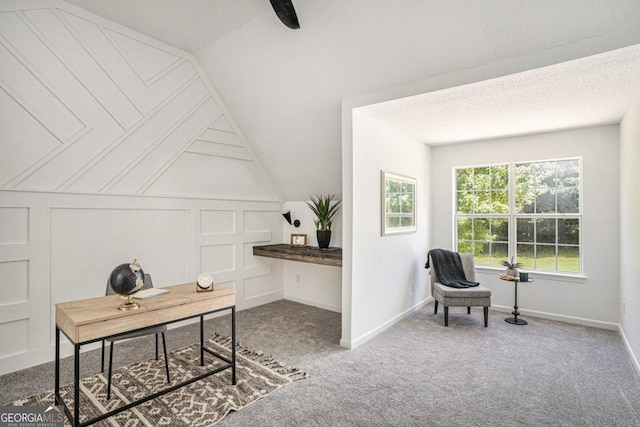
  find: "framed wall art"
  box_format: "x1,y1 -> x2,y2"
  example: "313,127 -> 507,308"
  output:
381,171 -> 417,236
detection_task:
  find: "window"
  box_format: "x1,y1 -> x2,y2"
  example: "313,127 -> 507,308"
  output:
455,159 -> 581,273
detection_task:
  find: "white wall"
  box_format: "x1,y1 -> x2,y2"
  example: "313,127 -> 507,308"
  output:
619,98 -> 640,372
339,22 -> 640,348
196,0 -> 640,202
0,0 -> 283,375
281,201 -> 342,313
430,125 -> 620,327
342,111 -> 431,348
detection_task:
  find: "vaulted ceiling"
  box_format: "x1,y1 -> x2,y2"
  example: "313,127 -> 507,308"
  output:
65,0 -> 640,200
65,0 -> 270,52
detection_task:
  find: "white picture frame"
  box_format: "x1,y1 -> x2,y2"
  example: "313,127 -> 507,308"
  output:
381,171 -> 417,236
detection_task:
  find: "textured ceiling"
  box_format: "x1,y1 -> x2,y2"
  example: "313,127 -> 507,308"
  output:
361,44 -> 640,144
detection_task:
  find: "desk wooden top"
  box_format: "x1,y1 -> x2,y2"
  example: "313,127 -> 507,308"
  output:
56,283 -> 236,344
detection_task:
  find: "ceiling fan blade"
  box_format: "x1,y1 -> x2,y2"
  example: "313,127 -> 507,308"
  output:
269,0 -> 300,29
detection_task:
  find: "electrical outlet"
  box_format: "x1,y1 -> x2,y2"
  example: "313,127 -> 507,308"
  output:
623,301 -> 626,315
411,281 -> 415,292
296,274 -> 300,283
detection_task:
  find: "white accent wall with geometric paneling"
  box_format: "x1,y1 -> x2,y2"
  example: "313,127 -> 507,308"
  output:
0,0 -> 284,374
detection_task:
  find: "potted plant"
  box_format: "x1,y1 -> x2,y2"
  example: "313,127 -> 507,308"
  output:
501,256 -> 524,277
306,194 -> 341,249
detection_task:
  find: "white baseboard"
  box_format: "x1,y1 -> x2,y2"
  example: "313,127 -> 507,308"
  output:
341,297 -> 432,349
241,290 -> 284,310
619,326 -> 640,378
284,295 -> 341,313
0,347 -> 53,377
490,304 -> 619,330
0,340 -> 105,377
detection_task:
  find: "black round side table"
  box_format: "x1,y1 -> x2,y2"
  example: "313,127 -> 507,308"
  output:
500,275 -> 534,325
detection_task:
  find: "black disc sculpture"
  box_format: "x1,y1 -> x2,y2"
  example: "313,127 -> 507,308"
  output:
269,0 -> 300,29
109,259 -> 144,311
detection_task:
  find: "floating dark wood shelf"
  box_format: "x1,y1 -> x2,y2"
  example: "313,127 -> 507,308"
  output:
253,244 -> 342,267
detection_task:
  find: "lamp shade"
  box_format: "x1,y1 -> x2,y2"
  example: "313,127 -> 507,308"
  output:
281,210 -> 300,227
282,210 -> 293,225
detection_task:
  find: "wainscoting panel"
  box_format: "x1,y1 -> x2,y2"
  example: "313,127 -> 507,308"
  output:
21,7 -> 142,129
0,0 -> 284,375
244,210 -> 280,233
56,8 -> 196,114
50,208 -> 191,303
0,207 -> 29,243
0,319 -> 29,358
0,11 -> 86,140
0,260 -> 29,305
187,140 -> 250,161
201,210 -> 235,235
197,127 -> 242,146
0,88 -> 62,187
200,244 -> 235,275
196,209 -> 282,310
145,152 -> 279,200
0,0 -> 279,202
71,81 -> 219,193
215,280 -> 236,291
0,192 -> 283,375
104,28 -> 182,85
243,275 -> 282,302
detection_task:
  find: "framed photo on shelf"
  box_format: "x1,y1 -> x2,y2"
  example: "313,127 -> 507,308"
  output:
290,233 -> 307,247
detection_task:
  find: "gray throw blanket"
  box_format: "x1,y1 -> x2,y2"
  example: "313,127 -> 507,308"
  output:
425,249 -> 479,288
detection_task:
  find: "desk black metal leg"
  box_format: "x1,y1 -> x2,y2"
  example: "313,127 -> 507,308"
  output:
74,344 -> 80,427
231,306 -> 236,385
200,315 -> 204,366
55,327 -> 60,405
161,333 -> 170,383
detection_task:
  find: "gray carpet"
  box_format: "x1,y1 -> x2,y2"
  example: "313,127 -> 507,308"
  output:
2,300 -> 640,426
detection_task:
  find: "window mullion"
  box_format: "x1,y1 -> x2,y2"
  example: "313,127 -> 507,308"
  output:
509,163 -> 516,262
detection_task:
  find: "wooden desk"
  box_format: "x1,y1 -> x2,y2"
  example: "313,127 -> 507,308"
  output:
55,283 -> 236,427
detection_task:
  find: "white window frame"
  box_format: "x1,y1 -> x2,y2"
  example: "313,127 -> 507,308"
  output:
453,158 -> 583,275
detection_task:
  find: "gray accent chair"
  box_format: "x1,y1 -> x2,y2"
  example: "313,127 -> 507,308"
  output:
102,274 -> 170,399
428,252 -> 491,327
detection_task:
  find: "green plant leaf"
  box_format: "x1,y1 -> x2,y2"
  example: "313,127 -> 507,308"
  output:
306,194 -> 342,230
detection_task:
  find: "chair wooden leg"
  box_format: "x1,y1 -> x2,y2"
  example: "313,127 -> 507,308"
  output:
444,307 -> 449,326
434,300 -> 439,314
467,306 -> 471,314
107,342 -> 114,400
484,307 -> 489,327
161,332 -> 170,383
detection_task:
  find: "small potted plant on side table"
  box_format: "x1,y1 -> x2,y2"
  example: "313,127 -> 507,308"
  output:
306,194 -> 341,249
501,256 -> 524,278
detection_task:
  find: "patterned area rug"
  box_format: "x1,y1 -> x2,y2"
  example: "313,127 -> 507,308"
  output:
12,334 -> 307,426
